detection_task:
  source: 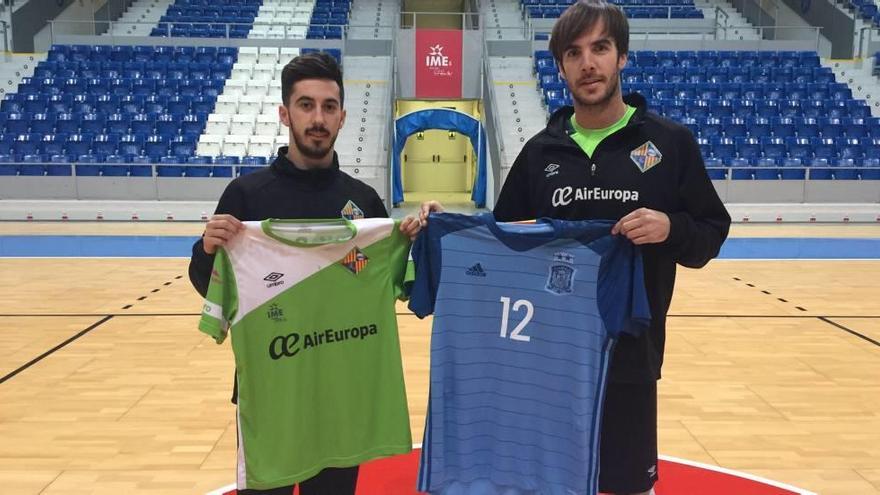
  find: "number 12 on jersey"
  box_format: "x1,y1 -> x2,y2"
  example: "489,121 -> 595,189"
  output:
499,296 -> 534,342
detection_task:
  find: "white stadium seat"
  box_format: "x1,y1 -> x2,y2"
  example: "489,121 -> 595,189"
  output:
222,135 -> 249,157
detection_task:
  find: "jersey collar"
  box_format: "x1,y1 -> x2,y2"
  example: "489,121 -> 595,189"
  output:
261,218 -> 357,247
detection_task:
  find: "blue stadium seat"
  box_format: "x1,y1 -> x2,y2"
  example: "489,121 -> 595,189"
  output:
833,158 -> 859,180
185,155 -> 212,177
703,157 -> 726,180
18,154 -> 45,176
754,157 -> 779,179
780,157 -> 805,179
118,134 -> 144,156
157,156 -> 185,177
0,154 -> 16,175
41,134 -> 66,156
730,157 -> 753,180
129,155 -> 153,177
75,154 -> 102,176
46,155 -> 73,176
808,158 -> 833,179
13,134 -> 40,156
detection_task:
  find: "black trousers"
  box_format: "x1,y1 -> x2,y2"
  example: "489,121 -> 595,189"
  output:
237,466 -> 359,495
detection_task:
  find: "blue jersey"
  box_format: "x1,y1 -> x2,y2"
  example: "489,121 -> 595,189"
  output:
409,212 -> 650,495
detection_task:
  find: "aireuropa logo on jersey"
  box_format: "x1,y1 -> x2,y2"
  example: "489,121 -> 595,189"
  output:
269,324 -> 379,360
551,186 -> 639,207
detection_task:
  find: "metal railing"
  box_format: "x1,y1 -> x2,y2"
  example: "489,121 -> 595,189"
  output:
398,11 -> 481,31
47,19 -> 365,43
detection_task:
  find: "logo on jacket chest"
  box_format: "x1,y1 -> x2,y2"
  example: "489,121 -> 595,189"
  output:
630,141 -> 662,173
341,200 -> 364,220
551,186 -> 639,207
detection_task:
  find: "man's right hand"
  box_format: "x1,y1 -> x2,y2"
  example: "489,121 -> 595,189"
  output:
419,201 -> 445,226
203,214 -> 244,254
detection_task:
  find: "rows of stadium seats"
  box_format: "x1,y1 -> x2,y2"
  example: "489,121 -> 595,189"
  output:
0,44 -> 235,170
307,0 -> 352,39
537,49 -> 822,72
152,0 -> 261,38
44,44 -> 237,65
534,49 -> 880,178
147,0 -> 351,39
527,4 -> 702,17
0,156 -> 267,178
846,0 -> 880,27
524,0 -> 694,5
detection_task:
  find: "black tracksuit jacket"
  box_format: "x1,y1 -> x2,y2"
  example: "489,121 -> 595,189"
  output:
494,93 -> 731,383
188,147 -> 388,297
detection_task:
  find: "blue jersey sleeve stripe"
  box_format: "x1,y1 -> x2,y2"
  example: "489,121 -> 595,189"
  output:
431,388 -> 597,416
431,344 -> 606,369
428,359 -> 600,381
432,313 -> 605,333
427,373 -> 600,400
443,246 -> 601,265
434,456 -> 590,480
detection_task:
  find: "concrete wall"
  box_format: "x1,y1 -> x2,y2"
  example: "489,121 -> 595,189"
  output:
771,0 -> 832,56
777,0 -> 855,58
17,0 -> 125,52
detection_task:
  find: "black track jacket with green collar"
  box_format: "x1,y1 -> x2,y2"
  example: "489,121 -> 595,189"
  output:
494,93 -> 731,384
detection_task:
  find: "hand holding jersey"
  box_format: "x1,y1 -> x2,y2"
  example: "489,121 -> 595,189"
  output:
611,207 -> 670,245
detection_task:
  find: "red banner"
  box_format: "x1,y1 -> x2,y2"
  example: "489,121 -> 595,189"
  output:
415,29 -> 462,98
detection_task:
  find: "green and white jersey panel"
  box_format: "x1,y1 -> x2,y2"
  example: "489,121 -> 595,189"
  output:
199,217 -> 413,490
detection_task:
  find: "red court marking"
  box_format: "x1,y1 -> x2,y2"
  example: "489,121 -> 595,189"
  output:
210,450 -> 815,495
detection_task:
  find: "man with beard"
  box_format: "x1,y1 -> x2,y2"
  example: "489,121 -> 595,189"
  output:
420,1 -> 730,493
189,52 -> 421,494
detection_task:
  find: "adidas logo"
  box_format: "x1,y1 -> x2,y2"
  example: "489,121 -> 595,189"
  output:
465,263 -> 487,277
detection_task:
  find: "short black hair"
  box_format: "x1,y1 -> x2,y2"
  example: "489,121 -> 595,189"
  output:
549,0 -> 629,65
280,52 -> 344,107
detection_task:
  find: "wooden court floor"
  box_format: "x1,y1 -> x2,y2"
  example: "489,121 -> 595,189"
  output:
0,222 -> 878,494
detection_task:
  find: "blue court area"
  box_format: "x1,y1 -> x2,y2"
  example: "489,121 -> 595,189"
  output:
0,235 -> 878,259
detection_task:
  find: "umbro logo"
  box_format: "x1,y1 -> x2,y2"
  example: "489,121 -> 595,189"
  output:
544,163 -> 560,177
465,263 -> 487,277
264,272 -> 285,288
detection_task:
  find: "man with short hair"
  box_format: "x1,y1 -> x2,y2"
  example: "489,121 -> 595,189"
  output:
421,1 -> 730,493
189,52 -> 421,495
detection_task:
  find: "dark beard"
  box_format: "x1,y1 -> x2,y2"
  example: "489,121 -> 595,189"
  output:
291,129 -> 337,160
571,72 -> 620,110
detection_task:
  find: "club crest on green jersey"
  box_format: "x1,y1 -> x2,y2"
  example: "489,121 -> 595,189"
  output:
342,246 -> 369,274
630,141 -> 662,173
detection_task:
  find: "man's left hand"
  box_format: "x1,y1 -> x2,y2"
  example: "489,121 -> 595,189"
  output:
611,208 -> 670,245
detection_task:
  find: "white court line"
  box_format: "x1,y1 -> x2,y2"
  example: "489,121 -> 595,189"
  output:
659,455 -> 818,495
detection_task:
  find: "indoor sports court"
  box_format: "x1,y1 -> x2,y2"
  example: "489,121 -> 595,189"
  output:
2,220 -> 878,494
2,0 -> 880,493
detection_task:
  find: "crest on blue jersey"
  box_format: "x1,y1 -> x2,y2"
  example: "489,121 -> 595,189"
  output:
546,252 -> 575,295
341,200 -> 365,220
630,141 -> 662,173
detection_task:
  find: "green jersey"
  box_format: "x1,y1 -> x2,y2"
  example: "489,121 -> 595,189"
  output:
199,217 -> 413,490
